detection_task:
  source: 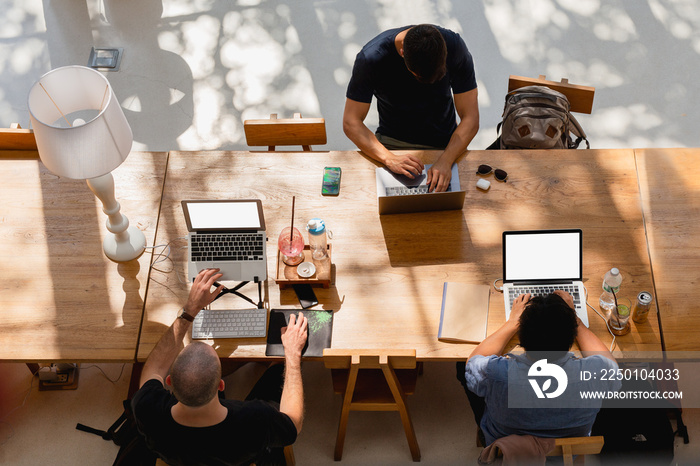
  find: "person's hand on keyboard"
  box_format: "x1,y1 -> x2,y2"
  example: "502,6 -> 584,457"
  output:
426,158 -> 452,192
281,312 -> 308,362
509,293 -> 531,324
184,268 -> 224,316
553,290 -> 575,310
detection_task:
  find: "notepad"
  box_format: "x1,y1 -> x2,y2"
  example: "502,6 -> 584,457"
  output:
437,282 -> 490,343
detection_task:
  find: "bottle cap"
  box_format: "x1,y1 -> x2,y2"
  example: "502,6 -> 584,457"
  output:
307,218 -> 325,235
610,267 -> 619,275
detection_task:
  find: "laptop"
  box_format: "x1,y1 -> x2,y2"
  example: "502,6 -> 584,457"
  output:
182,199 -> 267,283
376,164 -> 466,215
502,229 -> 589,327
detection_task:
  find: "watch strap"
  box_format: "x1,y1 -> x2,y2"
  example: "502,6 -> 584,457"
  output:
178,308 -> 195,322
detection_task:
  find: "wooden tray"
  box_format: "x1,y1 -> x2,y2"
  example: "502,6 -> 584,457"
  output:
276,244 -> 332,289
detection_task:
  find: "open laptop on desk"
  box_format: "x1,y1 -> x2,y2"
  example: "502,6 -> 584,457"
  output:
376,164 -> 466,215
182,199 -> 267,282
502,229 -> 589,327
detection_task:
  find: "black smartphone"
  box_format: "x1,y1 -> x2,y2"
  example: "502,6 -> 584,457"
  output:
292,284 -> 318,309
321,167 -> 341,196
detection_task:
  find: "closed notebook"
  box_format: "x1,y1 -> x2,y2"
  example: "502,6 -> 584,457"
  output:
438,282 -> 490,343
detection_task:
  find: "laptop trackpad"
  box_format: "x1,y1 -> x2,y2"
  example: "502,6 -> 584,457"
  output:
218,263 -> 242,281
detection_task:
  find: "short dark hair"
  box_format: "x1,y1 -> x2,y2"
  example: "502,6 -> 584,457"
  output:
403,24 -> 447,84
170,342 -> 221,407
518,294 -> 578,355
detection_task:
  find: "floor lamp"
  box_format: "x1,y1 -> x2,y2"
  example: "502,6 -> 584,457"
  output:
28,65 -> 146,262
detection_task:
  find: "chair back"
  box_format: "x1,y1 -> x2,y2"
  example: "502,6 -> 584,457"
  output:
548,436 -> 604,466
0,123 -> 39,158
244,113 -> 326,151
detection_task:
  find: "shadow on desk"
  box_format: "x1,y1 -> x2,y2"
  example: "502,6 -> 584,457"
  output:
380,210 -> 471,267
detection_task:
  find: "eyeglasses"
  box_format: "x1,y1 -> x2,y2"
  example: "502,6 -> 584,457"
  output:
476,164 -> 508,182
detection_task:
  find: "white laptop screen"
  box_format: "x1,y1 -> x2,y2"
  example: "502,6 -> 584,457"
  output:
185,200 -> 261,230
503,230 -> 582,282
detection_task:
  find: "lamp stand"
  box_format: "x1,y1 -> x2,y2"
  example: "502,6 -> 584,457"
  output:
86,173 -> 146,262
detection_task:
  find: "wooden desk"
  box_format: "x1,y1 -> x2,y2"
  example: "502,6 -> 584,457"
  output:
636,148 -> 700,352
0,151 -> 167,362
139,150 -> 660,361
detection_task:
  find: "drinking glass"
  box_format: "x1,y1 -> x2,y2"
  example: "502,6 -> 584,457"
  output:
608,297 -> 631,336
278,227 -> 305,266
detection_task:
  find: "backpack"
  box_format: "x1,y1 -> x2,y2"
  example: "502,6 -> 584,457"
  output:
591,375 -> 676,465
76,399 -> 157,466
497,85 -> 590,150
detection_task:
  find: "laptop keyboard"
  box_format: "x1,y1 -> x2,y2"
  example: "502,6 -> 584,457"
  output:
508,284 -> 581,308
192,308 -> 267,339
190,233 -> 265,261
385,185 -> 452,196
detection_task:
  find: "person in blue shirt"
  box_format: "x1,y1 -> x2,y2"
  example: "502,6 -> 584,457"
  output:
458,291 -> 621,446
343,24 -> 479,192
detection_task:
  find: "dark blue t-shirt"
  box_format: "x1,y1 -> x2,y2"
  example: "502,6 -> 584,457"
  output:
346,25 -> 477,148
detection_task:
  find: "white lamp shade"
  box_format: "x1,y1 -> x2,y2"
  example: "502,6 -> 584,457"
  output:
28,65 -> 133,180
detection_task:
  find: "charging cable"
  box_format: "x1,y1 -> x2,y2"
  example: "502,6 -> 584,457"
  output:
582,284 -> 616,352
493,278 -> 504,292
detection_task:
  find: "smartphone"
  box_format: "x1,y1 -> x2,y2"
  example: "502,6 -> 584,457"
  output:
293,284 -> 318,309
322,167 -> 341,196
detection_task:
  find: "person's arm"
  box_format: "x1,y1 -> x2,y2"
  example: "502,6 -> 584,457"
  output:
552,290 -> 616,362
139,268 -> 224,387
342,98 -> 424,178
279,312 -> 308,434
426,88 -> 479,192
469,293 -> 530,359
576,322 -> 616,362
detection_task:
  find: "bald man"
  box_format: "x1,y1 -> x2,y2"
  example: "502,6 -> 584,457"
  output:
132,268 -> 308,465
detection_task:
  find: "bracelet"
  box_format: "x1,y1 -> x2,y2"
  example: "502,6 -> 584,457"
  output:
178,308 -> 195,322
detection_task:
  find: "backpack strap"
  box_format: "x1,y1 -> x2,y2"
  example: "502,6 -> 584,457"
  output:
76,405 -> 130,441
568,113 -> 590,149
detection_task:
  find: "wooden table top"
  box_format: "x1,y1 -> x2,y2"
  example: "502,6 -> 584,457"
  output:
139,149 -> 661,361
636,148 -> 700,353
0,151 -> 167,362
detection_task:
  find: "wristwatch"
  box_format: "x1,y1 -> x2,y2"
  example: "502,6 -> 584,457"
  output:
178,308 -> 195,322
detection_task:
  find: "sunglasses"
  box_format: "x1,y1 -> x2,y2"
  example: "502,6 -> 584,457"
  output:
476,164 -> 508,182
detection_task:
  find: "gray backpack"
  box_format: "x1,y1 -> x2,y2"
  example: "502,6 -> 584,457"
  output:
497,85 -> 589,149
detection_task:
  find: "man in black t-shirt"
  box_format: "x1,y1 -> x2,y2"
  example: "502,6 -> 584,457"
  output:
343,24 -> 479,192
132,268 -> 308,465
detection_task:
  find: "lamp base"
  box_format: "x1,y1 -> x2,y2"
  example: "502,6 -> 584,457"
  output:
104,224 -> 146,262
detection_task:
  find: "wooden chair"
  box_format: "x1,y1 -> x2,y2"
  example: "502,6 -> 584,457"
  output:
548,436 -> 604,465
0,123 -> 39,158
508,75 -> 596,114
323,348 -> 421,462
243,113 -> 326,151
488,435 -> 604,466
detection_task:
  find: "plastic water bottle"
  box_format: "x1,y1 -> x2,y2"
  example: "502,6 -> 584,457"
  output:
599,268 -> 623,312
306,218 -> 327,260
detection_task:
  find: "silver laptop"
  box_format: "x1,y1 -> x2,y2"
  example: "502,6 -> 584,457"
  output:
182,199 -> 267,283
502,229 -> 589,327
376,164 -> 466,215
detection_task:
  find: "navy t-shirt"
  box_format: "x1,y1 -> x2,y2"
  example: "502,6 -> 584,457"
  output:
346,25 -> 477,148
132,379 -> 297,466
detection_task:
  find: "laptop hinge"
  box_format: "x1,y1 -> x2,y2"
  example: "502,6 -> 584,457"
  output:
508,279 -> 576,286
